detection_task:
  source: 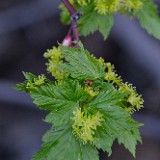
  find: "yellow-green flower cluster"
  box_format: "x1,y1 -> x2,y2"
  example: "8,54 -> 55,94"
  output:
65,0 -> 143,15
77,0 -> 91,6
84,86 -> 99,97
26,75 -> 46,90
94,0 -> 121,15
123,0 -> 143,12
105,62 -> 144,113
44,47 -> 64,80
105,63 -> 122,85
72,108 -> 104,143
119,83 -> 144,113
94,0 -> 143,15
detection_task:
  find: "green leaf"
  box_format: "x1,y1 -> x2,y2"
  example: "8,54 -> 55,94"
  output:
30,81 -> 86,110
89,88 -> 126,108
53,80 -> 87,102
22,71 -> 37,81
13,72 -> 38,92
30,80 -> 87,126
89,89 -> 141,157
45,110 -> 73,126
117,128 -> 142,157
60,43 -> 105,80
59,3 -> 113,39
79,143 -> 99,160
136,0 -> 160,39
14,72 -> 49,92
33,126 -> 99,160
77,4 -> 114,39
93,127 -> 115,156
97,107 -> 141,157
13,82 -> 28,92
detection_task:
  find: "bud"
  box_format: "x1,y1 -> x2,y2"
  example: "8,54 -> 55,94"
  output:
62,34 -> 72,46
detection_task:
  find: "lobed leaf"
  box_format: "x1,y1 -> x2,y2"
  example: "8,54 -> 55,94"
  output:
33,126 -> 99,160
60,44 -> 105,80
93,127 -> 115,156
89,88 -> 126,109
13,72 -> 45,92
136,0 -> 160,40
77,4 -> 114,39
30,80 -> 87,126
117,128 -> 142,157
89,88 -> 142,156
13,82 -> 28,92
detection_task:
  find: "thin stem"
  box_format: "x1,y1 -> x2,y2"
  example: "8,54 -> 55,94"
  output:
62,0 -> 76,15
71,13 -> 80,42
62,0 -> 81,45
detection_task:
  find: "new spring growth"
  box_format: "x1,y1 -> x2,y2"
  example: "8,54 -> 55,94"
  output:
26,75 -> 46,90
105,62 -> 144,113
72,108 -> 104,143
77,0 -> 91,6
119,83 -> 144,113
63,0 -> 143,15
105,63 -> 122,85
44,47 -> 64,80
84,86 -> 99,97
94,0 -> 143,14
62,34 -> 72,46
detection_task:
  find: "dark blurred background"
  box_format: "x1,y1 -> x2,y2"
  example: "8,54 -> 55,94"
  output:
0,0 -> 160,160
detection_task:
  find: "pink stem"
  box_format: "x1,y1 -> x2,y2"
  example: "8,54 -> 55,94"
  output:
62,0 -> 81,45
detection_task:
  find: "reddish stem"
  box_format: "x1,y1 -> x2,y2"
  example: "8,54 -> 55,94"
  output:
62,0 -> 76,15
62,0 -> 81,45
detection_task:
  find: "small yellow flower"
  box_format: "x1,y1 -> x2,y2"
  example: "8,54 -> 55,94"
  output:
34,75 -> 46,86
77,0 -> 91,6
72,108 -> 104,143
44,47 -> 63,61
119,82 -> 144,113
26,81 -> 35,90
26,74 -> 46,90
121,0 -> 143,12
84,86 -> 99,97
94,1 -> 109,15
44,47 -> 65,80
94,0 -> 143,15
98,57 -> 106,67
105,63 -> 122,85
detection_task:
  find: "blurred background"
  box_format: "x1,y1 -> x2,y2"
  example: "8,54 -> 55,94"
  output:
0,0 -> 160,160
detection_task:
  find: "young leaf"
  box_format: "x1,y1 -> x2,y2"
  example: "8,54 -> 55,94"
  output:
13,82 -> 28,92
91,104 -> 141,157
44,109 -> 74,126
89,88 -> 142,156
22,71 -> 37,81
14,72 -> 49,92
136,0 -> 160,40
60,43 -> 106,80
30,80 -> 86,110
33,126 -> 99,160
30,80 -> 87,126
13,72 -> 37,92
77,4 -> 114,39
93,127 -> 115,156
117,127 -> 142,157
89,88 -> 126,109
52,80 -> 87,102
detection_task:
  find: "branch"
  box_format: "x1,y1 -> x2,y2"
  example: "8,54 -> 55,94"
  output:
62,0 -> 76,15
62,0 -> 81,45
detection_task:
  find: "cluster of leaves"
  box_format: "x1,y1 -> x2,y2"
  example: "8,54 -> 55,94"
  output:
15,42 -> 143,160
60,0 -> 160,39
